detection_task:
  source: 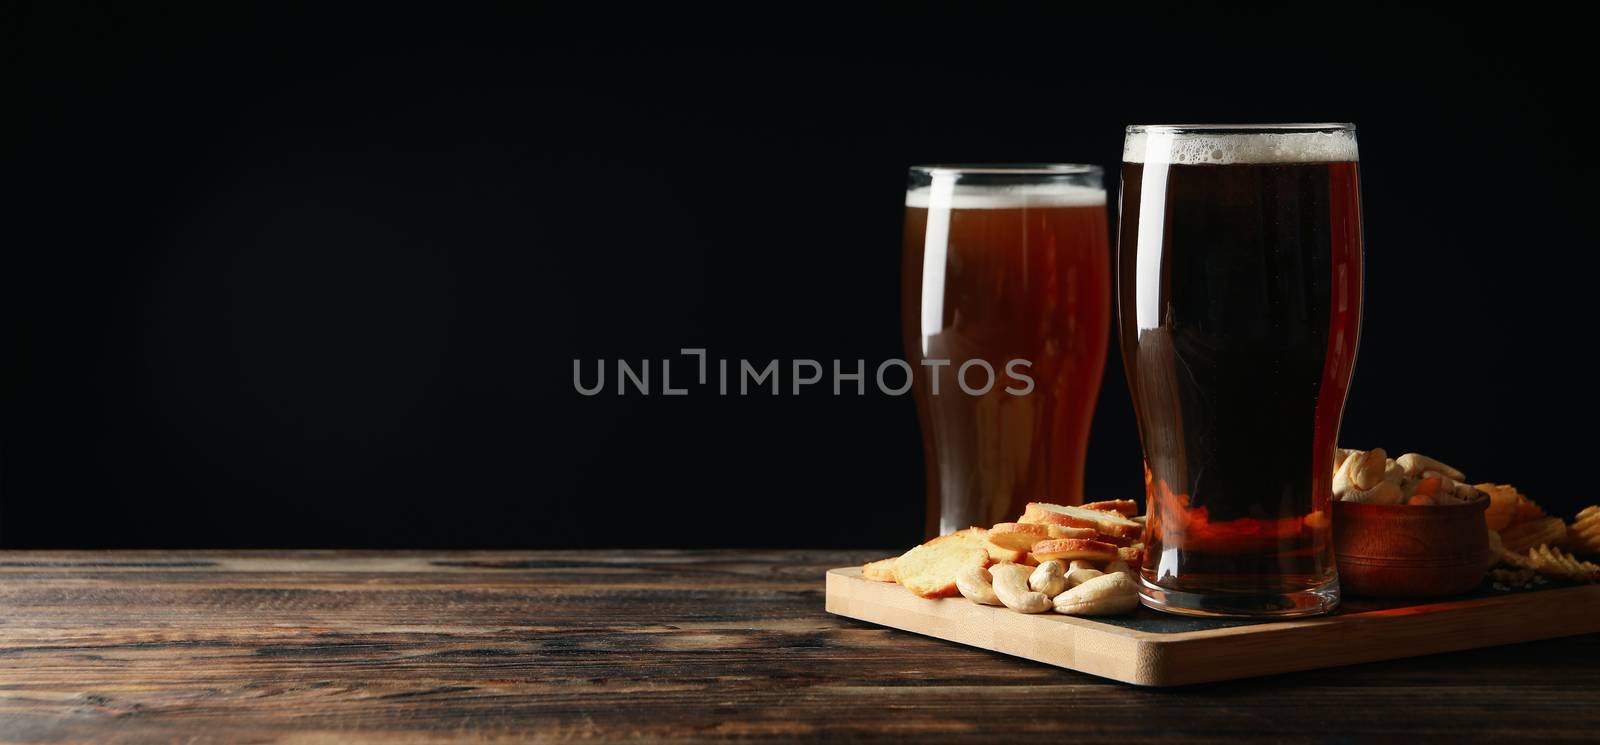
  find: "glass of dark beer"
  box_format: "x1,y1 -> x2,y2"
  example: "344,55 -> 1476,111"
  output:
903,165 -> 1110,538
1117,125 -> 1363,617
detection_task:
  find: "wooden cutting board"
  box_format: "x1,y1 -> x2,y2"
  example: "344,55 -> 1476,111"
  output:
825,567 -> 1600,686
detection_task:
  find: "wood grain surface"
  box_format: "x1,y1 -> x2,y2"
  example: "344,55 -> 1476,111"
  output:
2,550 -> 1597,743
827,567 -> 1600,686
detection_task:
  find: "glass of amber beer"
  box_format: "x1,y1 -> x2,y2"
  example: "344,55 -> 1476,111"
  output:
903,165 -> 1110,538
1118,124 -> 1363,617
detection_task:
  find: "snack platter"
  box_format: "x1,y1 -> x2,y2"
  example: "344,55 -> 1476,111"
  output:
827,461 -> 1600,687
825,567 -> 1600,687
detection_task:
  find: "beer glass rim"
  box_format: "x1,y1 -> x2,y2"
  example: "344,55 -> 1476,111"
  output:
909,163 -> 1102,176
1126,123 -> 1355,135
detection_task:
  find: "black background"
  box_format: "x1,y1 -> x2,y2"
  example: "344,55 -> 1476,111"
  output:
5,4 -> 1590,548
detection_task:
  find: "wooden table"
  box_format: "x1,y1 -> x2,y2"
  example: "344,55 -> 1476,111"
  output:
2,551 -> 1596,743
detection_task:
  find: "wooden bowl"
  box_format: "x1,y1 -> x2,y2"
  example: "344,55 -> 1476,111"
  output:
1333,498 -> 1490,597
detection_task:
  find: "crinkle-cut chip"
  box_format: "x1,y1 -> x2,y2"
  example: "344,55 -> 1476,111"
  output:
1021,502 -> 1142,539
986,522 -> 1052,551
1514,494 -> 1547,524
1486,529 -> 1505,570
1499,516 -> 1567,554
862,557 -> 898,582
1479,483 -> 1522,532
983,539 -> 1029,564
1081,499 -> 1140,517
1482,482 -> 1548,529
1029,538 -> 1118,564
1565,505 -> 1600,555
1509,544 -> 1600,583
894,530 -> 992,598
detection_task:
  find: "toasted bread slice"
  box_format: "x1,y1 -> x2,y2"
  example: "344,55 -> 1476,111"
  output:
895,530 -> 992,598
862,557 -> 898,582
987,522 -> 1105,551
986,522 -> 1052,551
983,538 -> 1030,564
1021,502 -> 1143,540
1030,538 -> 1119,563
1117,545 -> 1145,566
1500,517 -> 1566,554
1082,499 -> 1140,517
1089,531 -> 1136,548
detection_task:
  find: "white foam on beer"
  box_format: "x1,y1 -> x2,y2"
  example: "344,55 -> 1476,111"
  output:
1123,129 -> 1358,165
904,183 -> 1106,209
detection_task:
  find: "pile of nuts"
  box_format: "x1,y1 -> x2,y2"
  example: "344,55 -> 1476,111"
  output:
866,501 -> 1147,615
1333,448 -> 1482,506
955,558 -> 1139,616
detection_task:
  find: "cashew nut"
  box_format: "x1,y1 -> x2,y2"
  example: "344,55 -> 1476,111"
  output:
1062,559 -> 1102,587
1337,448 -> 1476,505
1383,458 -> 1406,484
1347,447 -> 1388,491
989,562 -> 1053,614
1332,450 -> 1356,496
1103,558 -> 1136,581
955,565 -> 1001,606
1052,572 -> 1140,616
1396,453 -> 1465,482
1344,479 -> 1405,505
1028,560 -> 1067,597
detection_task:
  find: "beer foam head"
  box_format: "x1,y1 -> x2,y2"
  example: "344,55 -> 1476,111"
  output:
1123,125 -> 1358,165
904,183 -> 1106,209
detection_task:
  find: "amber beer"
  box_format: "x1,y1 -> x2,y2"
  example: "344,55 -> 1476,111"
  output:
902,165 -> 1110,537
1117,125 -> 1363,617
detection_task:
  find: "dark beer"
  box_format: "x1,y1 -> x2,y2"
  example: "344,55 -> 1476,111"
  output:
904,166 -> 1110,537
1116,126 -> 1363,616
